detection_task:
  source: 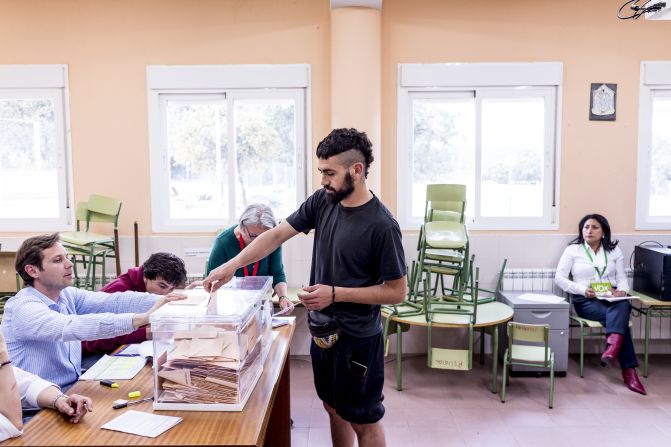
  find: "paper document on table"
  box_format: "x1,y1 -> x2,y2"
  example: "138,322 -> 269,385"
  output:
167,289 -> 210,306
517,293 -> 566,304
79,355 -> 146,381
272,316 -> 295,329
597,295 -> 637,302
101,410 -> 182,438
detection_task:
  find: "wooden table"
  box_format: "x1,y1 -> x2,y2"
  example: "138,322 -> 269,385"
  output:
383,301 -> 513,393
5,323 -> 296,447
632,290 -> 671,377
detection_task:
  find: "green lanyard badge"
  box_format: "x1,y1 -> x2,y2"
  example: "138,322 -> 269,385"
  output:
583,242 -> 608,280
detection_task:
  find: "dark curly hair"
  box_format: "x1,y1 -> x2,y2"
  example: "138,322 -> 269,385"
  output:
316,128 -> 374,178
142,252 -> 187,287
569,213 -> 619,252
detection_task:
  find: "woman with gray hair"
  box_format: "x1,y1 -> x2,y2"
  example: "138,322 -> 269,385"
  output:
204,204 -> 293,312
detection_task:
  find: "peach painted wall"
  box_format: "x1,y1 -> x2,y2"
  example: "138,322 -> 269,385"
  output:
381,0 -> 671,234
0,0 -> 331,236
2,0 -> 671,239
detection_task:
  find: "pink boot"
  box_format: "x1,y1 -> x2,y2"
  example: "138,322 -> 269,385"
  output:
622,368 -> 647,395
600,333 -> 623,366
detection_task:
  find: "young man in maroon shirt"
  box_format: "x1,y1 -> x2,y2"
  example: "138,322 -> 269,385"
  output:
82,252 -> 187,355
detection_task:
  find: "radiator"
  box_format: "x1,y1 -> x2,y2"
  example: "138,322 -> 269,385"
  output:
501,268 -> 671,344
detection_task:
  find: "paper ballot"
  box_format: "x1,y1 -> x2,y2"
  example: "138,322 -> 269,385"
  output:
101,410 -> 182,438
79,355 -> 146,381
597,295 -> 637,303
516,293 -> 566,304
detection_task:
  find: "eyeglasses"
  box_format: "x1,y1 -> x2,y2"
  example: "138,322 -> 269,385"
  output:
245,227 -> 260,240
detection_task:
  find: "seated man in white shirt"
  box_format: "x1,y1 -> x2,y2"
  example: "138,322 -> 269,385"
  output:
0,331 -> 92,442
1,233 -> 185,389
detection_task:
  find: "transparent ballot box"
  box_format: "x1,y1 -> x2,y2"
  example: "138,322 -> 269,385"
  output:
150,276 -> 272,411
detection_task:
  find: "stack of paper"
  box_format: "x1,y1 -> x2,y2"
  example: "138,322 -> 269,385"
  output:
516,293 -> 566,304
157,326 -> 262,405
101,410 -> 182,438
597,295 -> 637,302
79,355 -> 146,381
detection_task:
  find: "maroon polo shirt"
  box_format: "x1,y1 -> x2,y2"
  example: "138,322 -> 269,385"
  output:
81,266 -> 149,355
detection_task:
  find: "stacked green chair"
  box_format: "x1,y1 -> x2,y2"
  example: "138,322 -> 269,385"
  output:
409,184 -> 468,303
0,295 -> 11,322
60,194 -> 122,290
501,321 -> 555,408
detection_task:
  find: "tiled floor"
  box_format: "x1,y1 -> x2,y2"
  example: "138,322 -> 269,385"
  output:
289,354 -> 671,447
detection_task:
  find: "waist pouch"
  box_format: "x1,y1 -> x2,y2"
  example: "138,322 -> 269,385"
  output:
308,310 -> 340,349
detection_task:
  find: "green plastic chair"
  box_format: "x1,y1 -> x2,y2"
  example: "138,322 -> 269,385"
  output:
412,220 -> 470,305
61,194 -> 122,290
568,295 -> 634,378
424,183 -> 467,224
409,184 -> 468,301
0,294 -> 13,323
501,321 -> 555,409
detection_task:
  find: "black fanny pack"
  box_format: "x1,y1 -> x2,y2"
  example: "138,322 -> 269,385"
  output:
307,311 -> 339,337
308,311 -> 340,348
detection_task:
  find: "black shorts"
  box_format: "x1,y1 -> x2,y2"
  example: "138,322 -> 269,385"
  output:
310,331 -> 385,424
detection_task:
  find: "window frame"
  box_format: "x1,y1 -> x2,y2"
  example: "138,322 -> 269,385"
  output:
636,61 -> 671,229
396,62 -> 562,230
0,65 -> 73,231
147,65 -> 310,233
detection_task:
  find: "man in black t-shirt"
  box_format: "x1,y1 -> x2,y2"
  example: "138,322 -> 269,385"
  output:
204,128 -> 407,447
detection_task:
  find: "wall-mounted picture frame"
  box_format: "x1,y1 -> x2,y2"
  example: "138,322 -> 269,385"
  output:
589,83 -> 617,121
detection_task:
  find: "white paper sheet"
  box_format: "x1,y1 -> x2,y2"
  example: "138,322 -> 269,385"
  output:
596,295 -> 637,302
272,316 -> 296,328
101,410 -> 182,438
79,355 -> 146,381
516,293 -> 566,304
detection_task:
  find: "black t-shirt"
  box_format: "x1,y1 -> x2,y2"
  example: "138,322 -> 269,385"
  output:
286,189 -> 406,337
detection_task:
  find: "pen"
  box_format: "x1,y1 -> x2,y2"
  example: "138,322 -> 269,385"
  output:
112,396 -> 154,409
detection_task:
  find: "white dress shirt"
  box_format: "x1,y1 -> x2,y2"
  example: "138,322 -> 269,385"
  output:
555,243 -> 629,296
0,366 -> 55,442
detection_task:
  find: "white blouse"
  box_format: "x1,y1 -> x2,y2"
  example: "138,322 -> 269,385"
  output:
554,243 -> 629,296
0,366 -> 54,442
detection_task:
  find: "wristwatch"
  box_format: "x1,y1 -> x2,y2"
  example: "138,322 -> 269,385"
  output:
0,360 -> 11,369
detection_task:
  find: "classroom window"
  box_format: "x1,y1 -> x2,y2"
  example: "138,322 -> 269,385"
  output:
147,65 -> 309,232
0,65 -> 72,231
398,63 -> 562,230
636,62 -> 671,229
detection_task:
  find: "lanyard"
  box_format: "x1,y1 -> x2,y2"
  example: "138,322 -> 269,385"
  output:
582,242 -> 607,280
238,234 -> 259,277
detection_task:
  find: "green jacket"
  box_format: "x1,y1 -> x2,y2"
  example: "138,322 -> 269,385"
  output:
206,225 -> 286,287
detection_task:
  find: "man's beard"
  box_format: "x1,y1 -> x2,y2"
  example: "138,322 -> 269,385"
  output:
325,172 -> 355,203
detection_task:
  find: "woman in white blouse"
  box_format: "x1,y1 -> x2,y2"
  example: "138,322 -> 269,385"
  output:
0,332 -> 92,441
555,214 -> 646,395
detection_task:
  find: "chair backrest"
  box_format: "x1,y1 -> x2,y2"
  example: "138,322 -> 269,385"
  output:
74,201 -> 89,231
507,322 -> 550,365
86,194 -> 122,227
424,184 -> 467,223
494,258 -> 508,293
508,322 -> 549,344
423,221 -> 468,250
